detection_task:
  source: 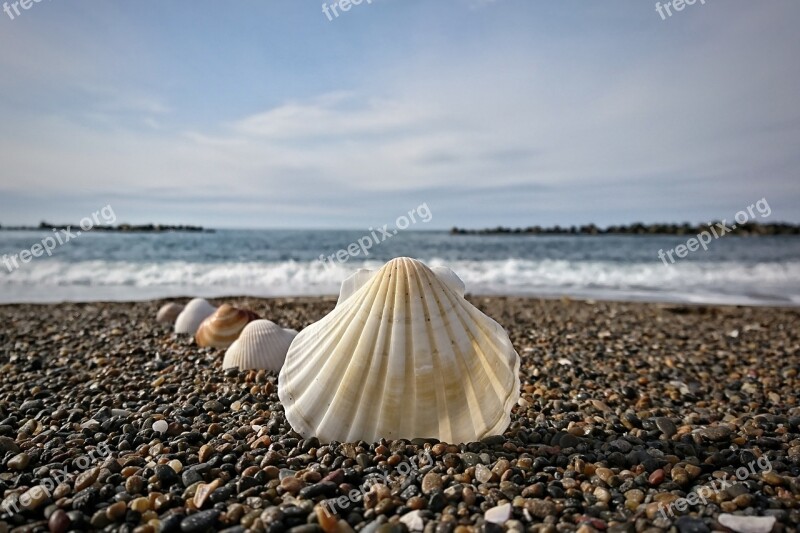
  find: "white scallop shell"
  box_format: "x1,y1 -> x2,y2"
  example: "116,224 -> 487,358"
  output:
223,320 -> 298,372
278,257 -> 520,444
336,265 -> 465,305
174,298 -> 217,335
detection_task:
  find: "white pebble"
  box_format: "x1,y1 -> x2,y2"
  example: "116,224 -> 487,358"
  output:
152,420 -> 168,433
484,502 -> 511,524
399,510 -> 424,532
718,514 -> 776,533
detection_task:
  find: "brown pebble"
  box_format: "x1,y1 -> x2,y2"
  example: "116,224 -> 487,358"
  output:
121,466 -> 139,478
374,497 -> 397,515
74,467 -> 100,492
408,496 -> 426,510
90,510 -> 110,529
53,484 -> 71,499
421,472 -> 444,494
302,470 -> 322,483
671,466 -> 689,486
625,489 -> 645,503
593,486 -> 611,503
720,501 -> 738,512
491,459 -> 510,477
126,475 -> 144,494
21,486 -> 49,510
762,472 -> 784,486
199,444 -> 214,462
431,443 -> 447,456
7,452 -> 30,471
649,469 -> 665,486
684,464 -> 702,479
595,467 -> 614,483
130,497 -> 150,513
48,509 -> 70,533
106,501 -> 127,521
316,505 -> 339,533
242,466 -> 260,477
645,502 -> 662,520
194,479 -> 221,508
733,493 -> 754,508
526,499 -> 555,518
280,476 -> 304,494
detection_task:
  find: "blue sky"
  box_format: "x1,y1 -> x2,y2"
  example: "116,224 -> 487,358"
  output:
0,0 -> 798,229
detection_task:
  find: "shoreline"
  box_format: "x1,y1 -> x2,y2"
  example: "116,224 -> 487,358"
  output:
1,292 -> 799,309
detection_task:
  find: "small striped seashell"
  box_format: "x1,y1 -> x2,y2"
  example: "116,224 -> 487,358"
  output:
223,320 -> 298,372
196,304 -> 260,348
174,298 -> 217,335
156,302 -> 184,324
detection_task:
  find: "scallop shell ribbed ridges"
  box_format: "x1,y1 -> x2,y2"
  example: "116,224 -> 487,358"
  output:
278,257 -> 521,444
223,320 -> 297,371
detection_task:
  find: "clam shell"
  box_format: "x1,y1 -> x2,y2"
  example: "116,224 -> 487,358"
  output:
196,304 -> 260,348
156,302 -> 184,324
278,257 -> 520,444
174,298 -> 216,335
223,320 -> 298,371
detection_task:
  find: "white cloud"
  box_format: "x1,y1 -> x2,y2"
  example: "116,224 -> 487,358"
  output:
0,1 -> 798,227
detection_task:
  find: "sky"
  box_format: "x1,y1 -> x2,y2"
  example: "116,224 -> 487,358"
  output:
0,0 -> 798,230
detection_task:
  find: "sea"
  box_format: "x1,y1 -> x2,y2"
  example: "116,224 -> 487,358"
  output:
1,229 -> 799,306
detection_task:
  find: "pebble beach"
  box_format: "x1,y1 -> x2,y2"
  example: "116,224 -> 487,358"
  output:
1,296 -> 798,533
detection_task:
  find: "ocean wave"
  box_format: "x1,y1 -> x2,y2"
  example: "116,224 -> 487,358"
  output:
1,258 -> 799,305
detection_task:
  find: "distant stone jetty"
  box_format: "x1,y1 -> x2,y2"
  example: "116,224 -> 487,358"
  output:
0,222 -> 212,233
450,222 -> 800,236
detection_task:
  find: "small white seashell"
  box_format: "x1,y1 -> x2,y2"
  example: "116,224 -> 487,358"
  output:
279,257 -> 520,444
156,302 -> 184,324
174,298 -> 217,335
223,320 -> 298,372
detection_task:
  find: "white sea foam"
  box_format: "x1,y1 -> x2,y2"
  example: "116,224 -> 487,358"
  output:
1,258 -> 798,305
